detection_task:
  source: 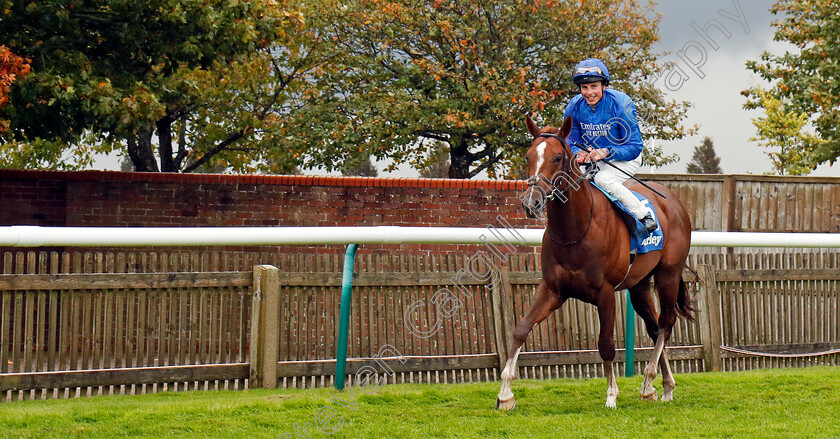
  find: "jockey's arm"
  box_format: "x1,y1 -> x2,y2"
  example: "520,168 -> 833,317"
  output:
577,103 -> 644,163
604,99 -> 644,161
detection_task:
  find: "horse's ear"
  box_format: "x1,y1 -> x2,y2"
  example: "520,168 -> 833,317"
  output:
559,115 -> 573,139
525,113 -> 541,138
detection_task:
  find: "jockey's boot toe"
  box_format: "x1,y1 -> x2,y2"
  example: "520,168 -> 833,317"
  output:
641,214 -> 658,233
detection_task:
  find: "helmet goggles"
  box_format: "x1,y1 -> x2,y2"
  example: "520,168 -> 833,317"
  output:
576,66 -> 603,75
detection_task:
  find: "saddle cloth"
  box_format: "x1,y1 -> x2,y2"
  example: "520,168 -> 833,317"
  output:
590,182 -> 664,254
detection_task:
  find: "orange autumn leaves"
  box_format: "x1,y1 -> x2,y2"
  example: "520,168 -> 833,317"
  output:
0,45 -> 31,135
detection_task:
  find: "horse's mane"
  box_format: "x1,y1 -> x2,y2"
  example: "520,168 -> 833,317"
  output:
539,127 -> 560,135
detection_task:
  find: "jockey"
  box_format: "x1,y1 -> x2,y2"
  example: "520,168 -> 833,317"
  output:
563,58 -> 657,233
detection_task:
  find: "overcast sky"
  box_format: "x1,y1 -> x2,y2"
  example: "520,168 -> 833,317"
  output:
644,0 -> 839,176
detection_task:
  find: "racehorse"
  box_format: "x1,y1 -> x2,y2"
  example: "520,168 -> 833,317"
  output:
496,114 -> 695,409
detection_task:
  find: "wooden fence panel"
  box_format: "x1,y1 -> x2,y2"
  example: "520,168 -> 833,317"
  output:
2,248 -> 840,398
0,270 -> 251,401
274,254 -> 505,388
711,253 -> 840,372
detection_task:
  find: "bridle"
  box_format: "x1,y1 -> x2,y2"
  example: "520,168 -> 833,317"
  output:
525,132 -> 594,246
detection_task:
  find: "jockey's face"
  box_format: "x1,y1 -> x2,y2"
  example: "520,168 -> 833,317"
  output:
579,81 -> 605,106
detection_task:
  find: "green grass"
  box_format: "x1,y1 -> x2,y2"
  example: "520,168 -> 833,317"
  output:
2,367 -> 839,438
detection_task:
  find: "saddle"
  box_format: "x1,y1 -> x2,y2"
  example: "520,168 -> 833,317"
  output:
590,181 -> 664,254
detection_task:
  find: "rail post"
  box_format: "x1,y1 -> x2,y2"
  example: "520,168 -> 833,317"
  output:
697,264 -> 723,372
249,265 -> 280,388
335,244 -> 359,390
625,289 -> 635,377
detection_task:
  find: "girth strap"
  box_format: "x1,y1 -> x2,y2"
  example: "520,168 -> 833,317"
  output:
614,253 -> 635,291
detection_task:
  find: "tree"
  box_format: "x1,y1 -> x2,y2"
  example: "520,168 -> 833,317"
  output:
748,89 -> 821,175
0,45 -> 30,138
419,141 -> 450,178
686,137 -> 722,174
743,0 -> 839,168
290,0 -> 692,179
0,0 -> 322,173
341,155 -> 379,177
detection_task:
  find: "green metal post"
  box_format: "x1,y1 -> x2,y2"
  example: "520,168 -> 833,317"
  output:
335,244 -> 359,390
625,289 -> 635,377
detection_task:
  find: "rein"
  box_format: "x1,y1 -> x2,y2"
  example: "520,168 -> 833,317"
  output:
532,132 -> 595,246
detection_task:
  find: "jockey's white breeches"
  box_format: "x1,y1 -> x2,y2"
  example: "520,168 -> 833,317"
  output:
592,155 -> 649,220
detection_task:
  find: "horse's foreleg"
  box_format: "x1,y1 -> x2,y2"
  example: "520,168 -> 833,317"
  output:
496,345 -> 522,411
496,282 -> 562,411
597,290 -> 619,408
604,362 -> 619,409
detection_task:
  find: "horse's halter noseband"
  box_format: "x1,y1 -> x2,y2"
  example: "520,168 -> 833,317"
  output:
526,132 -> 594,246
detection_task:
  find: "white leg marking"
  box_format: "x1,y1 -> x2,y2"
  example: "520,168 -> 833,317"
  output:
641,335 -> 665,401
660,350 -> 676,402
605,362 -> 619,409
496,347 -> 522,409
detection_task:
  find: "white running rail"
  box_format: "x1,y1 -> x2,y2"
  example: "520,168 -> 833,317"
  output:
1,225 -> 840,248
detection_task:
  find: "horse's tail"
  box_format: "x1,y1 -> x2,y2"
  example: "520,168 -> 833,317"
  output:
676,268 -> 697,322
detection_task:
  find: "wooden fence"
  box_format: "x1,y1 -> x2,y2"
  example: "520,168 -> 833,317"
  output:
1,250 -> 838,401
641,174 -> 840,233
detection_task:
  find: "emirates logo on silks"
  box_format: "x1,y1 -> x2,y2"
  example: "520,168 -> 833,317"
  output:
579,122 -> 610,138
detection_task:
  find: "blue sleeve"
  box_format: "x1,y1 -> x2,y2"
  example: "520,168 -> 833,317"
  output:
563,101 -> 583,155
607,97 -> 644,161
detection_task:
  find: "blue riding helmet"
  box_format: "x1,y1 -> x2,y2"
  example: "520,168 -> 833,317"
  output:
572,58 -> 610,85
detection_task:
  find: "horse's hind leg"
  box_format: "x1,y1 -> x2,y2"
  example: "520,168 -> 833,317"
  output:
496,281 -> 563,411
628,276 -> 662,401
659,350 -> 676,402
652,269 -> 683,402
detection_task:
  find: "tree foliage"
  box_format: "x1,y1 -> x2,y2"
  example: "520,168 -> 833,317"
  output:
0,0 -> 321,172
686,137 -> 722,174
748,89 -> 821,175
0,45 -> 30,137
340,155 -> 379,177
289,0 -> 692,179
743,0 -> 839,169
419,141 -> 451,178
2,0 -> 693,178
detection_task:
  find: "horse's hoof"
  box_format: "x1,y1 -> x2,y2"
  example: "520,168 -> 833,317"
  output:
605,399 -> 617,409
496,397 -> 516,411
641,391 -> 657,401
660,392 -> 674,402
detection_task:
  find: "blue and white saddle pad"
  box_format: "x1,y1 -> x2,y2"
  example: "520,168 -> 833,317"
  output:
590,182 -> 664,254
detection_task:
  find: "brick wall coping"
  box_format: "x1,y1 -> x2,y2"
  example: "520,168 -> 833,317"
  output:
0,169 -> 530,190
5,169 -> 838,188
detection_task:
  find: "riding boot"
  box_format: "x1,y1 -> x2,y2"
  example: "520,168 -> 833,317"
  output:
641,213 -> 657,233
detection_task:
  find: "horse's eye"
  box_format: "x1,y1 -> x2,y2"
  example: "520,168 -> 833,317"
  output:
553,155 -> 564,163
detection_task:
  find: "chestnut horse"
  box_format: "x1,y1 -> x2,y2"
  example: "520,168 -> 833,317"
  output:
496,115 -> 694,410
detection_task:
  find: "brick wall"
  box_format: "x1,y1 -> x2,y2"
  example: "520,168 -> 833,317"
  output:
0,170 -> 540,255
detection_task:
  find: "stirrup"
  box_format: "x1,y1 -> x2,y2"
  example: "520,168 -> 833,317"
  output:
641,214 -> 658,233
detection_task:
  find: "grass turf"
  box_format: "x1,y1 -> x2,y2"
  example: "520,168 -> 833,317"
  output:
1,366 -> 839,438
